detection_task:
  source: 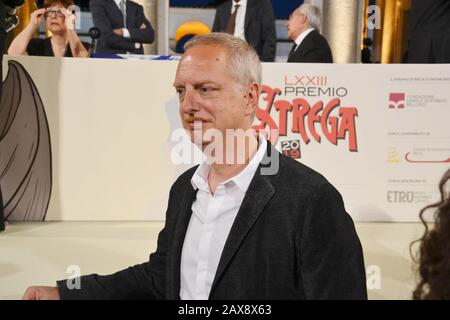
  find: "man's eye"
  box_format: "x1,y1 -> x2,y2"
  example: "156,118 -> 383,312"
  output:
176,88 -> 185,95
200,87 -> 213,93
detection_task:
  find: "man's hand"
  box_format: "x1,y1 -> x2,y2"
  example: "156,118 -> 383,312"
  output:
22,286 -> 60,300
113,28 -> 124,36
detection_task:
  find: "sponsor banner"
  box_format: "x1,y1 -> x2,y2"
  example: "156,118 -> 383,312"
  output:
2,57 -> 448,221
257,64 -> 449,221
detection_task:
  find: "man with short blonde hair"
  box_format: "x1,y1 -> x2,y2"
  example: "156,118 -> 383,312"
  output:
23,33 -> 366,300
184,32 -> 261,88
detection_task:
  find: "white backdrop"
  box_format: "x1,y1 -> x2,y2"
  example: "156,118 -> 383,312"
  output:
2,56 -> 449,221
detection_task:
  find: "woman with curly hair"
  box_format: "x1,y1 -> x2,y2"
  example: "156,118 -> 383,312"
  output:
411,168 -> 450,299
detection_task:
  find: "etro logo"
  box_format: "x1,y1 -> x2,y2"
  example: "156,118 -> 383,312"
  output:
388,93 -> 405,109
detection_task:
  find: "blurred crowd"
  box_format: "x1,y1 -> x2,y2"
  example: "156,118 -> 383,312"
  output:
2,0 -> 450,63
4,0 -> 333,62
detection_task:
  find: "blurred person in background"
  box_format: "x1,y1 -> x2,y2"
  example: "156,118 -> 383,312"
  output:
411,168 -> 450,299
7,0 -> 88,57
361,37 -> 373,63
286,3 -> 332,63
89,0 -> 154,54
212,0 -> 276,62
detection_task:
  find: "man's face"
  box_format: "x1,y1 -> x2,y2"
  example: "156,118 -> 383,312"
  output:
286,9 -> 306,41
174,45 -> 256,149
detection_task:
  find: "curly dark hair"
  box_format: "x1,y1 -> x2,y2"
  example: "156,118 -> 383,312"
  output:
410,168 -> 450,299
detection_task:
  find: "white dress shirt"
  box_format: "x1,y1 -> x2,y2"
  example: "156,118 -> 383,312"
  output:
231,0 -> 247,41
180,136 -> 267,300
293,28 -> 315,51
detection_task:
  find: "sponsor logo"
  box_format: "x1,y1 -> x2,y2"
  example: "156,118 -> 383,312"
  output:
388,93 -> 405,109
387,191 -> 414,203
387,148 -> 400,163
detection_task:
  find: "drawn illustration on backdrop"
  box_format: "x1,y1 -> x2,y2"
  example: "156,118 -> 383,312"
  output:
0,60 -> 52,221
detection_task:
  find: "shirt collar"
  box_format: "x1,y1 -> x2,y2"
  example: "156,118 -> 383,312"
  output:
233,0 -> 247,8
294,28 -> 315,49
191,160 -> 210,192
114,0 -> 124,8
191,135 -> 267,193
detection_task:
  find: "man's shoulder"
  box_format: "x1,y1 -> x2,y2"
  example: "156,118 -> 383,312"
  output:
89,0 -> 103,6
128,0 -> 145,10
277,151 -> 332,191
249,0 -> 272,8
170,165 -> 199,190
272,153 -> 345,210
89,0 -> 106,9
215,0 -> 230,12
306,30 -> 331,46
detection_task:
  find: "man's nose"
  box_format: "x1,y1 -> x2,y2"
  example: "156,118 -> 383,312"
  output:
181,89 -> 201,114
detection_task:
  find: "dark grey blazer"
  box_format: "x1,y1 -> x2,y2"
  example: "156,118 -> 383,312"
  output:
287,30 -> 333,63
212,0 -> 276,62
89,0 -> 154,54
57,143 -> 367,299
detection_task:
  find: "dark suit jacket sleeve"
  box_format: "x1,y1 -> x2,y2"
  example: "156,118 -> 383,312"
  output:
127,4 -> 154,44
259,0 -> 276,62
89,0 -> 136,52
56,188 -> 176,299
300,182 -> 367,299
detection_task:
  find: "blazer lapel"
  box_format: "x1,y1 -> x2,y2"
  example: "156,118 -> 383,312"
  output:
167,185 -> 197,299
209,166 -> 276,296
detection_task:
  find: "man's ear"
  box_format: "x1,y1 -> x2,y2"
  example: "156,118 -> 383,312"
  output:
244,82 -> 260,117
301,14 -> 308,25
